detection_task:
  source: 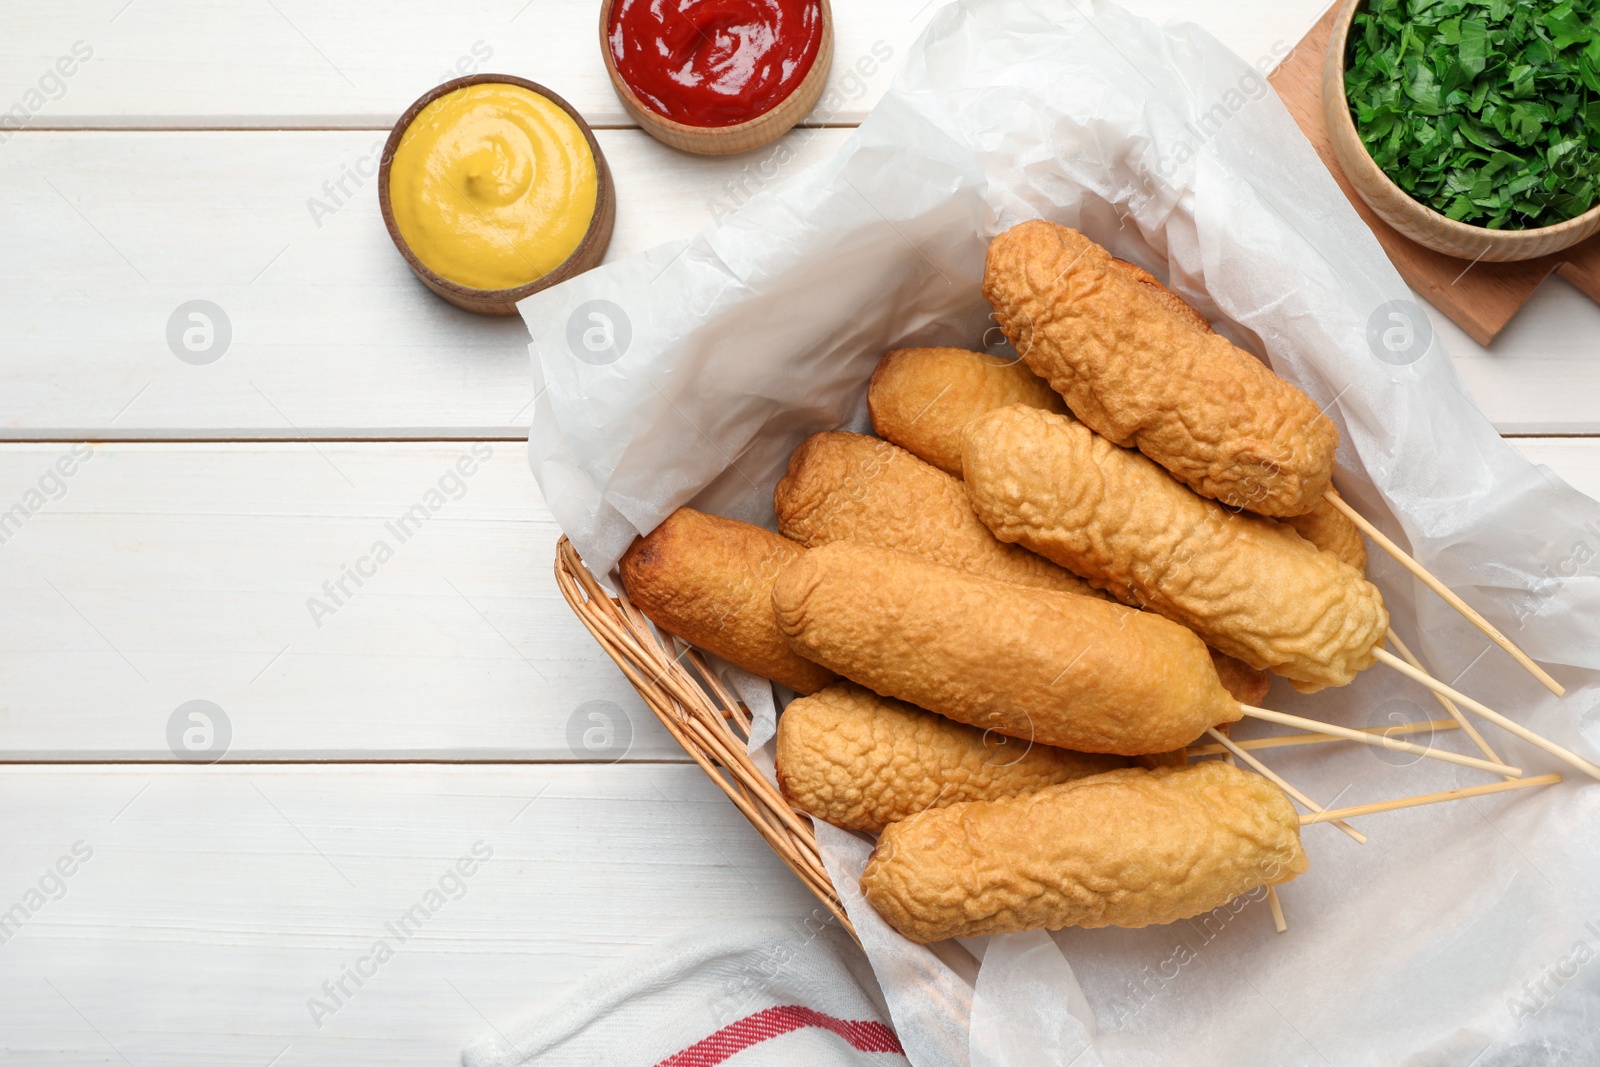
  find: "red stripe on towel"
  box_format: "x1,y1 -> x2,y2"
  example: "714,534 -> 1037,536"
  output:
655,1004 -> 904,1066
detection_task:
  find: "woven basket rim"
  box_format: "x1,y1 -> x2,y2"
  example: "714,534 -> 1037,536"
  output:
552,535 -> 854,938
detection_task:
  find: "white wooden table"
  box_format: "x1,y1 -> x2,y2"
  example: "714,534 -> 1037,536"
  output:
4,2 -> 1598,1062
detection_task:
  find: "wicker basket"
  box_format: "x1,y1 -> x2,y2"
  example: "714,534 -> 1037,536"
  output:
553,536 -> 854,936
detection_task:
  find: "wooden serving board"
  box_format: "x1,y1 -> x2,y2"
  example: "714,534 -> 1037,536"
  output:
1270,3 -> 1600,345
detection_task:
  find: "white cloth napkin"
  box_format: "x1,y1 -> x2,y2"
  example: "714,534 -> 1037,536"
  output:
461,917 -> 906,1067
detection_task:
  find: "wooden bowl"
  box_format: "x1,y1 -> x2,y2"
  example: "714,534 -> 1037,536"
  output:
599,0 -> 834,156
1323,0 -> 1600,263
378,74 -> 616,317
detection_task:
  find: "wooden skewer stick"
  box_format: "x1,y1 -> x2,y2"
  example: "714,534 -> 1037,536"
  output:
1372,648 -> 1600,782
1301,773 -> 1562,825
1386,629 -> 1505,768
1239,705 -> 1521,778
1188,718 -> 1459,757
1265,886 -> 1288,934
1324,490 -> 1564,697
1206,728 -> 1367,844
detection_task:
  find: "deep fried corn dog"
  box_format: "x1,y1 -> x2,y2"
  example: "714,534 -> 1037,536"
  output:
984,221 -> 1338,517
1210,650 -> 1270,706
1109,257 -> 1214,335
773,430 -> 1093,596
963,406 -> 1388,691
1100,265 -> 1365,568
867,347 -> 1067,477
1089,265 -> 1364,566
1284,489 -> 1368,572
778,428 -> 1270,702
619,508 -> 836,694
873,339 -> 1362,569
862,357 -> 1281,697
860,760 -> 1309,942
775,429 -> 1267,703
775,682 -> 1128,834
771,541 -> 1241,754
865,261 -> 1205,478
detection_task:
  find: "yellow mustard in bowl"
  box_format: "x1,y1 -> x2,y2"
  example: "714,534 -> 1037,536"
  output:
388,83 -> 598,291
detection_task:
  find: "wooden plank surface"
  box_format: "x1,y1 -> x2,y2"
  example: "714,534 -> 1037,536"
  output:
2,126 -> 1598,439
0,0 -> 930,130
1438,281 -> 1600,435
1512,437 -> 1600,484
3,0 -> 1597,1062
0,764 -> 821,1065
2,0 -> 1324,130
0,437 -> 1589,761
0,127 -> 851,440
0,442 -> 682,761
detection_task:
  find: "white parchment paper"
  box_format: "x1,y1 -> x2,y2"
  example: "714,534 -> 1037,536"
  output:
522,2 -> 1600,1062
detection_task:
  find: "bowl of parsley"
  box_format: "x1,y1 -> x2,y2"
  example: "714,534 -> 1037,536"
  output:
1325,0 -> 1600,262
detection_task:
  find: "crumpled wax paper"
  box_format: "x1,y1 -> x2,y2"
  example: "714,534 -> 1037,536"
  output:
520,1 -> 1600,1063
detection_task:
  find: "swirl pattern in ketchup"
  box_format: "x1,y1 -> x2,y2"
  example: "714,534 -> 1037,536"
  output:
607,0 -> 824,128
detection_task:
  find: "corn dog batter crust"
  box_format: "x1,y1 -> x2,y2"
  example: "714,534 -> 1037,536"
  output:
1210,649 -> 1271,706
868,347 -> 1068,477
774,431 -> 1094,597
1109,258 -> 1214,335
867,344 -> 1360,582
963,406 -> 1388,691
984,221 -> 1339,517
619,508 -> 836,695
864,352 -> 1278,700
860,761 -> 1308,941
771,541 -> 1240,755
776,683 -> 1127,833
1109,259 -> 1356,565
1282,490 -> 1368,572
775,430 -> 1269,703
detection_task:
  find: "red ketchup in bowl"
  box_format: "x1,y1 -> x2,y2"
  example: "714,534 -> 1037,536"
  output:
607,0 -> 824,128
